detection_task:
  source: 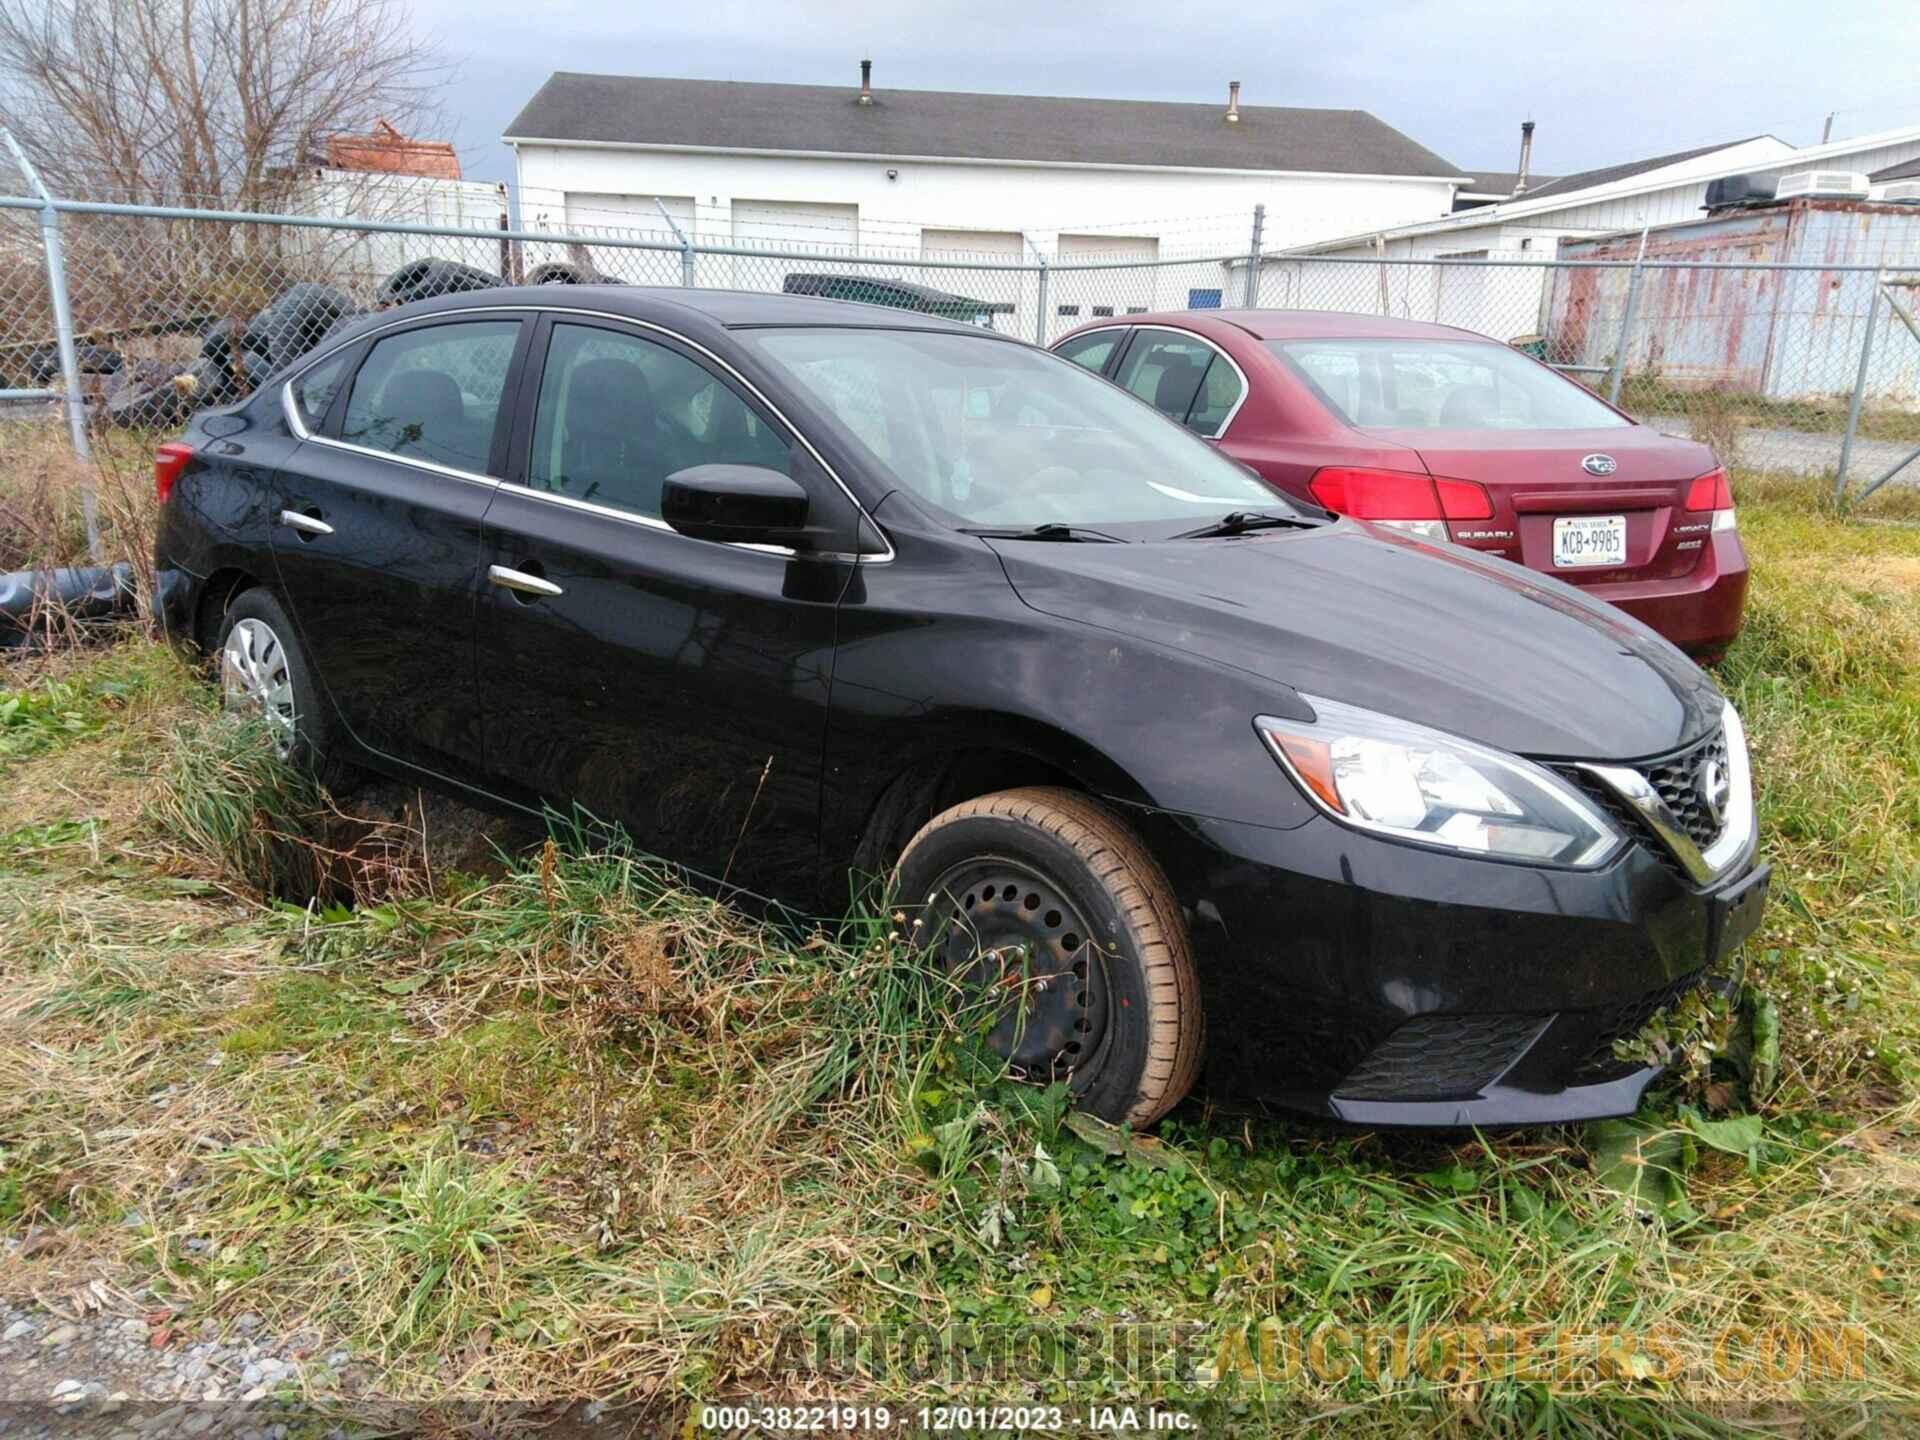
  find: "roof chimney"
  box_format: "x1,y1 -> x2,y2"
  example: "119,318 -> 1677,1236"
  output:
858,58 -> 873,106
1514,119 -> 1536,195
1226,80 -> 1242,123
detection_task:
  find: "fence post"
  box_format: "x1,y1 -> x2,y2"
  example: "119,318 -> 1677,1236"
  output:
1835,272 -> 1884,502
1606,227 -> 1649,407
1034,256 -> 1049,345
1243,203 -> 1265,308
653,199 -> 695,286
1,128 -> 99,560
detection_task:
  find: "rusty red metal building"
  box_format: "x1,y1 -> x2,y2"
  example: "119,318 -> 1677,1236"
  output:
1546,197 -> 1920,405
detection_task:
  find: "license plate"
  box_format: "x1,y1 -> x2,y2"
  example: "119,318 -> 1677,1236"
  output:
1713,863 -> 1770,961
1553,514 -> 1627,568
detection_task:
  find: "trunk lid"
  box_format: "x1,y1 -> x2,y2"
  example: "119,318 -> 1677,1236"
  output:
1370,424 -> 1720,584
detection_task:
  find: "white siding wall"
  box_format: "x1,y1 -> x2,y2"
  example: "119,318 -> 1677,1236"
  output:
511,144 -> 1457,265
294,169 -> 508,282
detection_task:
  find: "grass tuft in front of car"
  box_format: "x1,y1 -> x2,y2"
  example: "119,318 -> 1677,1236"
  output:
1,471 -> 1917,1429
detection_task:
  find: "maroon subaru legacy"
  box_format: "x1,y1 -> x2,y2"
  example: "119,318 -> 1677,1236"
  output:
1054,310 -> 1748,660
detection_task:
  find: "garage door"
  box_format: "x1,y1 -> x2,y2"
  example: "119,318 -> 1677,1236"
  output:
732,200 -> 858,250
560,193 -> 694,284
920,228 -> 1025,260
1055,233 -> 1162,324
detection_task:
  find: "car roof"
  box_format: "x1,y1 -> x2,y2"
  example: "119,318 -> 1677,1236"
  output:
409,284 -> 1001,335
1094,308 -> 1498,343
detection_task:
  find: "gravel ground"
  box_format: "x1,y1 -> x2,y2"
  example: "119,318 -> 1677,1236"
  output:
0,1289 -> 344,1438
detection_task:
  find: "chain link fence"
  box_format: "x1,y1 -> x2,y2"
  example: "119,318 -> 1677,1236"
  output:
4,166 -> 1918,505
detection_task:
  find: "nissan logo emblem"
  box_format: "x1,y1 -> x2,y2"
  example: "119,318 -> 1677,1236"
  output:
1582,454 -> 1618,476
1699,757 -> 1732,828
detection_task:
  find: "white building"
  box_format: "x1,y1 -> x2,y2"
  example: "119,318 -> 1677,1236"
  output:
502,65 -> 1466,339
1274,125 -> 1920,338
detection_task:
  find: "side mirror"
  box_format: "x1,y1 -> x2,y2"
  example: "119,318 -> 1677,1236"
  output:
661,464 -> 813,547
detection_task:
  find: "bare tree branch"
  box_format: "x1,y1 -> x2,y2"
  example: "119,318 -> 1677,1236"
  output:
0,0 -> 450,209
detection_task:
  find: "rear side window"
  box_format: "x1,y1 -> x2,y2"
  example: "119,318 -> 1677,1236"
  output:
340,321 -> 521,473
288,348 -> 352,431
527,323 -> 790,521
1054,331 -> 1119,374
1114,330 -> 1242,437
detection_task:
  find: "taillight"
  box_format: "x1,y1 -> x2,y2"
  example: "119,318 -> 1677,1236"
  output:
1307,466 -> 1493,540
154,442 -> 194,504
1683,466 -> 1737,532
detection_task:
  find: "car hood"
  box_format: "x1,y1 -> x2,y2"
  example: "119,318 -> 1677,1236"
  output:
989,520 -> 1722,761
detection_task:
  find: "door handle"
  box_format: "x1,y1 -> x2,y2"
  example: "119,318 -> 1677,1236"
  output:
278,509 -> 333,536
487,564 -> 564,598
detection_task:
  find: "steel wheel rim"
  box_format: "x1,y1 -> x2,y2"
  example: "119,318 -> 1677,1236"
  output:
922,856 -> 1111,1088
220,617 -> 297,756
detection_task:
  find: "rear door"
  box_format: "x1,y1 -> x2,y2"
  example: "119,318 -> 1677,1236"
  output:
475,314 -> 849,903
269,315 -> 528,784
1110,328 -> 1246,438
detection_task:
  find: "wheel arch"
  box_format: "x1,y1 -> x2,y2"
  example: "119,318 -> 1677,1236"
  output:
847,713 -> 1156,885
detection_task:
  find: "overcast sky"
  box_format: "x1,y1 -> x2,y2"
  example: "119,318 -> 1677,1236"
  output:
407,0 -> 1919,189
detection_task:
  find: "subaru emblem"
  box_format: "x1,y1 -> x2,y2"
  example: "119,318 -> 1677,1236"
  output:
1699,757 -> 1732,828
1581,454 -> 1618,476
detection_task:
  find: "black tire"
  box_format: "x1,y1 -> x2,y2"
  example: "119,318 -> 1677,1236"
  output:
215,588 -> 355,791
893,787 -> 1203,1127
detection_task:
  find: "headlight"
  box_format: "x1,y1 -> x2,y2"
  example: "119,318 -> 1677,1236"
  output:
1255,696 -> 1623,867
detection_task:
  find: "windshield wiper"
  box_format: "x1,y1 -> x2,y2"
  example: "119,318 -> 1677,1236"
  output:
1170,510 -> 1321,540
961,523 -> 1127,543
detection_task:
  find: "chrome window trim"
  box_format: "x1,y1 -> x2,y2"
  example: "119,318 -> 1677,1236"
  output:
1055,321 -> 1252,440
279,303 -> 894,564
1578,701 -> 1756,888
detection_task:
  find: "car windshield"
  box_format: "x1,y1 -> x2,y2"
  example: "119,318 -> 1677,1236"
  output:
745,327 -> 1289,531
1271,337 -> 1630,431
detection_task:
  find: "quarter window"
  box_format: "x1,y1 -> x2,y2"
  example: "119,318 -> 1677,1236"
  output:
340,321 -> 520,473
288,348 -> 353,432
1054,331 -> 1120,375
1114,330 -> 1244,437
528,323 -> 790,520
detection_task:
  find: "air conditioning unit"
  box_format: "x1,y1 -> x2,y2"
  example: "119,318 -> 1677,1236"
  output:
1872,180 -> 1920,203
1773,170 -> 1871,201
1704,174 -> 1774,209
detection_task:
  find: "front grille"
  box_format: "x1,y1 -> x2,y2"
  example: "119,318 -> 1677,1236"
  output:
1557,727 -> 1728,879
1646,730 -> 1728,850
1568,969 -> 1707,1082
1334,1012 -> 1548,1102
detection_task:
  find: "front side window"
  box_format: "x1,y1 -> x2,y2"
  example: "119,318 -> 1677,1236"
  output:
528,323 -> 790,520
340,321 -> 521,472
1273,337 -> 1630,430
1114,330 -> 1243,437
745,327 -> 1286,533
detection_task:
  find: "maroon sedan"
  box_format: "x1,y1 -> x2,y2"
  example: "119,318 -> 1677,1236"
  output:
1053,310 -> 1748,659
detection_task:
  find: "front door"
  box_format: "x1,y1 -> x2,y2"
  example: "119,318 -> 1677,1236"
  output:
268,316 -> 527,784
475,315 -> 849,904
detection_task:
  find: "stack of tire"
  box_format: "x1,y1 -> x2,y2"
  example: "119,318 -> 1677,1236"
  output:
105,283 -> 358,428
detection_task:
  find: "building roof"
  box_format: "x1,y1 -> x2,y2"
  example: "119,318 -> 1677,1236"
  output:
324,119 -> 461,180
503,72 -> 1465,179
1509,139 -> 1763,203
1460,169 -> 1562,197
1871,155 -> 1920,182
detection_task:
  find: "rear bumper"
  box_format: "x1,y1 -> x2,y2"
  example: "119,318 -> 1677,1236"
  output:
1576,530 -> 1749,659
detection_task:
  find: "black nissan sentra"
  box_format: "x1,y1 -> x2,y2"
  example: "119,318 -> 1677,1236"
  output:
152,288 -> 1769,1129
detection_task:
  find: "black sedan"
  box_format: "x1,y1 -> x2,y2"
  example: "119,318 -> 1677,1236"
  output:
152,287 -> 1768,1129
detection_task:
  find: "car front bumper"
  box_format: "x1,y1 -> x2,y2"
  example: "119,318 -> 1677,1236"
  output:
1123,802 -> 1765,1127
